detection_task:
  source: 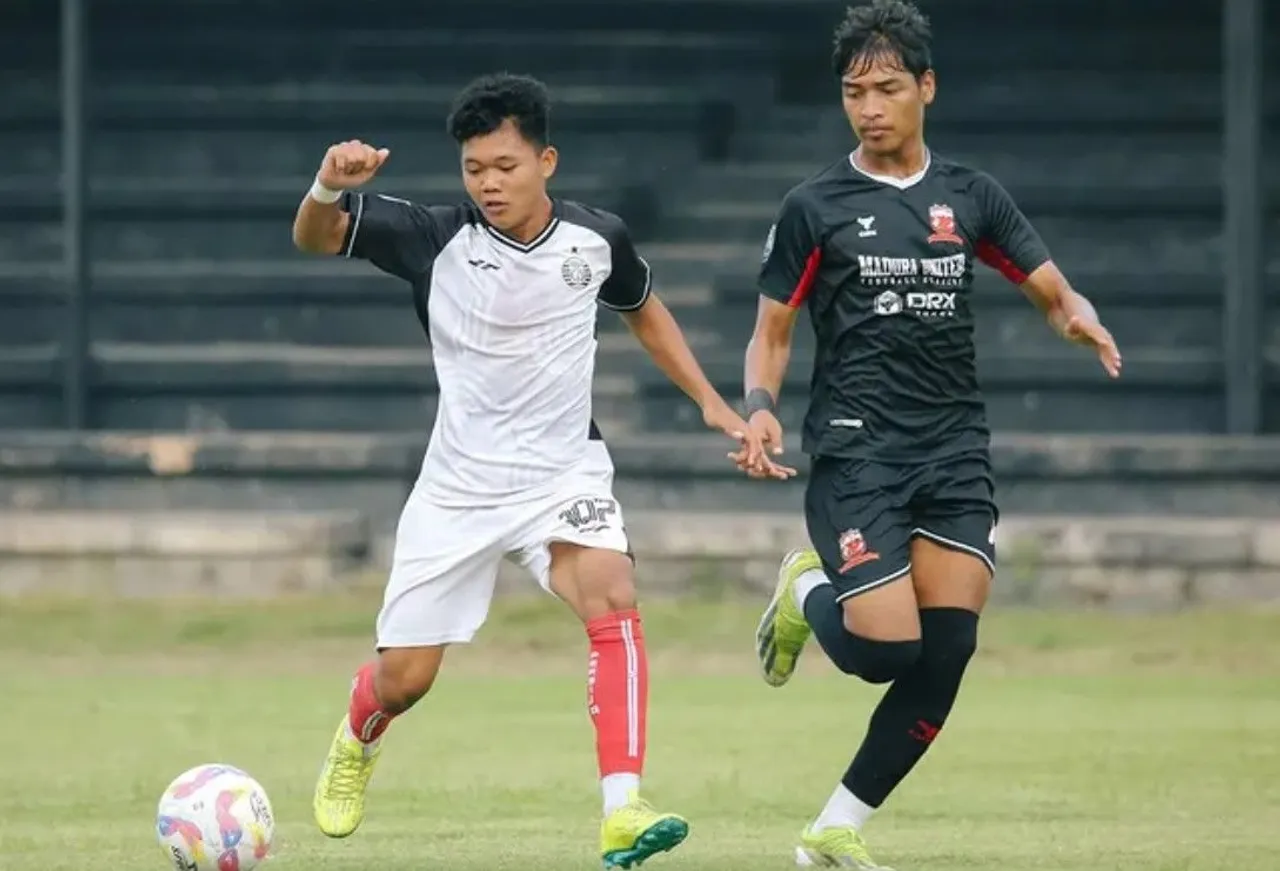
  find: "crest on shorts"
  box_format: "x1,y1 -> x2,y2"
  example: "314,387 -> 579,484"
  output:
926,203 -> 963,245
838,528 -> 880,573
561,253 -> 593,290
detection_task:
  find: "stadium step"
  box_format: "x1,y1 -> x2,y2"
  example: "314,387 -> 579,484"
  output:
0,342 -> 646,433
0,508 -> 371,596
0,264 -> 718,347
82,31 -> 777,82
0,172 -> 623,221
5,81 -> 753,131
687,134 -> 1280,213
758,73 -> 1280,131
8,0 -> 836,44
634,348 -> 1280,435
1,128 -> 698,183
14,340 -> 1245,435
2,428 -> 1279,521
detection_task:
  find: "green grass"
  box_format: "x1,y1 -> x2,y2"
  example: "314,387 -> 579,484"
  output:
0,594 -> 1277,870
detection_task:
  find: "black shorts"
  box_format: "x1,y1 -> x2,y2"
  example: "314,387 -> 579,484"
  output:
804,452 -> 998,600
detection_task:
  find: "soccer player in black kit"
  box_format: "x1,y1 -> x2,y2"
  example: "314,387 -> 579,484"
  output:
742,2 -> 1122,867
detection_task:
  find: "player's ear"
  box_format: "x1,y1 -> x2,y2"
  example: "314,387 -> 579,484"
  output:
539,144 -> 559,180
918,70 -> 937,107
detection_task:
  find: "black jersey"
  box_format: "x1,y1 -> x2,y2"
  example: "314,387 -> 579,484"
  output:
758,153 -> 1051,463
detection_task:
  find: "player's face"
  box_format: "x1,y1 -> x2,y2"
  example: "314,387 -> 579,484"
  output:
840,54 -> 935,156
460,118 -> 558,234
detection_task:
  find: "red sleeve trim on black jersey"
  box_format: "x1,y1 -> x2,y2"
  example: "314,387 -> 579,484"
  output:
788,247 -> 822,306
975,240 -> 1029,285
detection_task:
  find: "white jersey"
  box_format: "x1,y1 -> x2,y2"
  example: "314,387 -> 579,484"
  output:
340,193 -> 651,507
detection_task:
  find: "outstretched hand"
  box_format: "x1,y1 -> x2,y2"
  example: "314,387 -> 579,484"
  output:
1063,316 -> 1122,378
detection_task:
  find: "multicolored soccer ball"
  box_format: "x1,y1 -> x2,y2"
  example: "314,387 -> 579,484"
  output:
156,764 -> 275,871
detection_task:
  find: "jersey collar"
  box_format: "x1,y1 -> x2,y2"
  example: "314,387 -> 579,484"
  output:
482,198 -> 562,254
847,149 -> 932,190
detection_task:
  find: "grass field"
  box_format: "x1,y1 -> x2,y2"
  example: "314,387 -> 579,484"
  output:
0,590 -> 1277,870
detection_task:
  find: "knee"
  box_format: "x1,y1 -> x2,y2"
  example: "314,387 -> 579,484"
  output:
919,608 -> 980,675
579,574 -> 636,621
831,635 -> 923,684
553,546 -> 636,620
375,648 -> 443,712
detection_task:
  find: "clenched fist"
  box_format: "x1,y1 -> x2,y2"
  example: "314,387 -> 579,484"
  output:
317,140 -> 390,191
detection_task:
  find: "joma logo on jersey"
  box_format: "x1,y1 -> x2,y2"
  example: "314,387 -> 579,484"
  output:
859,253 -> 966,288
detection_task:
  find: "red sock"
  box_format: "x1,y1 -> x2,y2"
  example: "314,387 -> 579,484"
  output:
586,609 -> 648,777
347,662 -> 395,744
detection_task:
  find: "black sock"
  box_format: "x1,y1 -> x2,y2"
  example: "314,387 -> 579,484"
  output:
802,583 -> 921,683
842,607 -> 979,808
803,582 -> 854,662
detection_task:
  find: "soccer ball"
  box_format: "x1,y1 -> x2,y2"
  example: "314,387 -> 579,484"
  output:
156,763 -> 275,871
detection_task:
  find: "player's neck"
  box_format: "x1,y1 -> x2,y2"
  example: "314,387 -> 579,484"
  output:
853,139 -> 928,180
503,195 -> 556,245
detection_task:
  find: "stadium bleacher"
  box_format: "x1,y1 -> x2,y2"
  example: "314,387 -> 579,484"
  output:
0,0 -> 1277,518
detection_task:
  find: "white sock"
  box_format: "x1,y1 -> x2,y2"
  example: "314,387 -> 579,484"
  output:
342,717 -> 381,755
812,784 -> 876,832
792,568 -> 830,613
601,773 -> 640,815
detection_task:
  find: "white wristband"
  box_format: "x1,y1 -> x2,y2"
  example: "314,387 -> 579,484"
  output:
309,177 -> 343,204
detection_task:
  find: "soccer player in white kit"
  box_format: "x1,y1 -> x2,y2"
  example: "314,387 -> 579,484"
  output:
292,73 -> 784,868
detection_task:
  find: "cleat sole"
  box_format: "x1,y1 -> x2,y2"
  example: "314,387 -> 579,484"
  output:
602,817 -> 690,868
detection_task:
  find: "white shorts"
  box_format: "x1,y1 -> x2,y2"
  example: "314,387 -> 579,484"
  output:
375,443 -> 630,648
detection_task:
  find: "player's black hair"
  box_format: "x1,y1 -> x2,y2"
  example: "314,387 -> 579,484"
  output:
831,0 -> 933,80
446,73 -> 551,147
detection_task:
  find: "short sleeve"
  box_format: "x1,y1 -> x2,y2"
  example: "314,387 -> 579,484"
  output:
598,218 -> 652,312
758,189 -> 823,307
972,173 -> 1051,285
339,192 -> 464,282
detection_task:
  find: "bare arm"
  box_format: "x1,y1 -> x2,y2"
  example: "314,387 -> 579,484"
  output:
621,294 -> 722,411
1018,261 -> 1098,339
292,195 -> 350,255
1018,262 -> 1121,377
975,172 -> 1121,378
621,296 -> 789,477
745,296 -> 800,404
291,140 -> 389,255
743,188 -> 820,463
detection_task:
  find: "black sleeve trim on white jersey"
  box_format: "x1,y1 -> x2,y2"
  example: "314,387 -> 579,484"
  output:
972,173 -> 1051,285
339,192 -> 468,282
597,217 -> 653,312
758,187 -> 823,307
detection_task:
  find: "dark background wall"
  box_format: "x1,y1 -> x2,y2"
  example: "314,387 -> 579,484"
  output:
0,0 -> 1275,517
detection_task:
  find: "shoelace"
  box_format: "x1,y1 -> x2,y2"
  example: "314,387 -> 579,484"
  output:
818,830 -> 873,863
321,754 -> 366,801
616,798 -> 657,825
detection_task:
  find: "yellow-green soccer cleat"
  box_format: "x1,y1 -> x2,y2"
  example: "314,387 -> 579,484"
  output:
600,792 -> 689,869
794,824 -> 895,869
313,719 -> 381,838
756,547 -> 821,687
